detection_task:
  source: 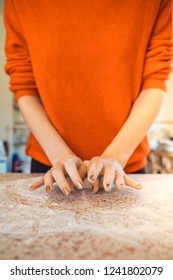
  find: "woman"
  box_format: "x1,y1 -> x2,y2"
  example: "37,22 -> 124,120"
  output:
4,0 -> 172,195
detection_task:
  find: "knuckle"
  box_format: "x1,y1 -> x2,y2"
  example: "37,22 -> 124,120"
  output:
43,173 -> 48,179
51,168 -> 56,177
83,160 -> 90,167
65,155 -> 81,168
51,163 -> 62,173
64,158 -> 75,168
89,165 -> 97,173
90,162 -> 102,172
44,170 -> 50,177
68,154 -> 80,162
105,167 -> 115,175
90,156 -> 100,164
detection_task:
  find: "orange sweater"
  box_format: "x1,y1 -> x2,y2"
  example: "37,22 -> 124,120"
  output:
4,0 -> 172,173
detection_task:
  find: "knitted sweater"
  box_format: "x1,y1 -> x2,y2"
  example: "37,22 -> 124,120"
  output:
4,0 -> 172,172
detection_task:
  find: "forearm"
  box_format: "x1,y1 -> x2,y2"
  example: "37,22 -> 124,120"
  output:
102,88 -> 164,167
18,95 -> 74,165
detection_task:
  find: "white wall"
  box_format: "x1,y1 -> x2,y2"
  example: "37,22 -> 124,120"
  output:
0,0 -> 13,141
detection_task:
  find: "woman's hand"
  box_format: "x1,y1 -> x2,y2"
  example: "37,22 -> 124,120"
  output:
87,156 -> 142,193
30,154 -> 85,195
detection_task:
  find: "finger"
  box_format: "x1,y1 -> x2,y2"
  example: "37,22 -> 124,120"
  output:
103,167 -> 115,192
92,178 -> 100,194
68,161 -> 88,191
83,160 -> 90,169
30,176 -> 44,191
68,180 -> 76,192
78,161 -> 89,179
114,170 -> 125,190
88,162 -> 103,183
44,170 -> 54,193
124,174 -> 142,190
51,167 -> 71,195
64,159 -> 84,190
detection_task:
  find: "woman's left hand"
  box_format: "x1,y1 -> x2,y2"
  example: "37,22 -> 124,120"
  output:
87,156 -> 142,193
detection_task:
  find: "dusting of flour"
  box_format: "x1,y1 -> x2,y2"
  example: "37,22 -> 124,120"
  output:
0,174 -> 173,260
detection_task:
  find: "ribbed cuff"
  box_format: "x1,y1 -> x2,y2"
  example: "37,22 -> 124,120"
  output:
15,89 -> 39,103
141,78 -> 167,92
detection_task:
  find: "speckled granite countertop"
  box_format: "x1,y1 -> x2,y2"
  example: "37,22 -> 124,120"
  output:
0,173 -> 173,260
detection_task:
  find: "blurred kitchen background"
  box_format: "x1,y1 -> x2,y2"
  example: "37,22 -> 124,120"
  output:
0,0 -> 173,174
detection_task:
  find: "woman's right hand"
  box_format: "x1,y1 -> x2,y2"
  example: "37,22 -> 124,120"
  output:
30,154 -> 86,195
17,96 -> 87,195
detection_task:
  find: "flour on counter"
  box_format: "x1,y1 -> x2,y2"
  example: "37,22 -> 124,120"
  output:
0,175 -> 173,260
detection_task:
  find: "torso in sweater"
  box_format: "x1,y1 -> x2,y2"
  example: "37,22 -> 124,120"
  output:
4,0 -> 172,172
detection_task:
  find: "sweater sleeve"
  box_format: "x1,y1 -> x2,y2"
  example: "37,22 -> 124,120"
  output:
4,0 -> 39,102
141,0 -> 173,92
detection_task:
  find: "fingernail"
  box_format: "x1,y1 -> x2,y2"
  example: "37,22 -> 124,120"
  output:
76,181 -> 83,190
64,188 -> 71,196
91,186 -> 95,194
105,183 -> 112,190
88,174 -> 95,182
65,190 -> 70,196
136,184 -> 142,189
46,186 -> 50,193
92,189 -> 98,194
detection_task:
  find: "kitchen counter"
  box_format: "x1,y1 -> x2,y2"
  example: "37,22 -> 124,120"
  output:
0,173 -> 173,260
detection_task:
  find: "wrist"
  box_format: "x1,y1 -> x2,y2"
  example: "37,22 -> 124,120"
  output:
48,149 -> 75,166
101,148 -> 129,168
